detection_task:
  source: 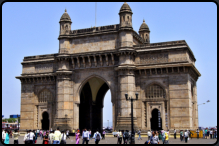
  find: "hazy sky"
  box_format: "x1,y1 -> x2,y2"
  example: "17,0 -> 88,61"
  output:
2,2 -> 217,128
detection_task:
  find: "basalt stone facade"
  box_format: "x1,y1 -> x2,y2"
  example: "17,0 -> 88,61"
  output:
16,3 -> 201,133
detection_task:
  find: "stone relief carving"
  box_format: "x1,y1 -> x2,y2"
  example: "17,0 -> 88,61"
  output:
140,54 -> 168,64
35,64 -> 53,73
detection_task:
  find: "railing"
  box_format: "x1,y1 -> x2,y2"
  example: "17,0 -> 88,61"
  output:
134,40 -> 187,48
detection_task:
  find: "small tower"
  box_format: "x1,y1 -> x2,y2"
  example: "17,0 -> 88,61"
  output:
59,9 -> 72,35
139,19 -> 150,43
119,2 -> 133,28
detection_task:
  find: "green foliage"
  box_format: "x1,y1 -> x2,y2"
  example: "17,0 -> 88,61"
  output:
2,118 -> 20,123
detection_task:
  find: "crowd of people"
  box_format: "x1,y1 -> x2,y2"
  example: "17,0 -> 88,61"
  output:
2,127 -> 217,144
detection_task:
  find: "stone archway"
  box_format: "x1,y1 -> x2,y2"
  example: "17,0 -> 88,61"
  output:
79,77 -> 111,135
41,112 -> 50,130
150,108 -> 162,131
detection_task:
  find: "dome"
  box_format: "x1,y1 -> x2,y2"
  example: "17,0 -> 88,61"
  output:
119,2 -> 133,14
59,9 -> 72,23
139,19 -> 150,32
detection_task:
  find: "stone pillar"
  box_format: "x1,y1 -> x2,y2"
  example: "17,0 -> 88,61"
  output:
115,69 -> 138,130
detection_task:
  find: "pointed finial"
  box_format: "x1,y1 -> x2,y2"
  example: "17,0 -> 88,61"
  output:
65,9 -> 67,12
124,2 -> 127,4
143,19 -> 145,23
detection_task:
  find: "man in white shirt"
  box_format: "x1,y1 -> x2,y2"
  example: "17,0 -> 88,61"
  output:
82,129 -> 89,144
93,129 -> 102,144
196,129 -> 199,139
210,130 -> 213,139
23,130 -> 29,144
174,129 -> 176,139
147,130 -> 151,140
60,131 -> 67,144
117,130 -> 122,144
49,130 -> 54,144
184,130 -> 189,143
53,127 -> 62,144
27,130 -> 35,144
2,130 -> 6,143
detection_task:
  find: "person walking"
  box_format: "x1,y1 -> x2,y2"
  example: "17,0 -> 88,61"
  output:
13,129 -> 20,144
147,130 -> 151,140
161,130 -> 165,144
164,131 -> 169,144
88,129 -> 92,140
210,129 -> 213,139
53,127 -> 62,144
148,131 -> 159,144
138,129 -> 142,140
205,128 -> 208,139
82,129 -> 89,144
75,130 -> 80,144
43,131 -> 49,144
180,130 -> 183,141
102,130 -> 106,140
189,130 -> 192,140
196,129 -> 199,139
23,130 -> 29,144
184,130 -> 189,143
202,129 -> 205,139
117,130 -> 122,144
174,129 -> 176,139
66,130 -> 70,139
28,130 -> 35,144
40,129 -> 43,140
49,130 -> 54,144
2,129 -> 6,143
4,130 -> 10,144
123,130 -> 129,144
60,131 -> 67,144
36,129 -> 39,137
93,129 -> 102,144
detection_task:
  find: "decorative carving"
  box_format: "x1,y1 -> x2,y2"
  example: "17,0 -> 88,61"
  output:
71,57 -> 75,69
35,64 -> 53,73
82,56 -> 86,68
99,55 -> 103,66
87,56 -> 91,67
140,54 -> 168,64
77,57 -> 80,68
105,54 -> 108,66
111,53 -> 114,65
93,55 -> 97,67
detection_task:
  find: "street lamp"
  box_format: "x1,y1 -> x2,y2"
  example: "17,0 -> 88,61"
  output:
107,120 -> 109,128
196,100 -> 210,128
125,92 -> 138,144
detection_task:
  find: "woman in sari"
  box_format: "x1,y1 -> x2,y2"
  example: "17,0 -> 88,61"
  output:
75,130 -> 80,144
4,130 -> 10,144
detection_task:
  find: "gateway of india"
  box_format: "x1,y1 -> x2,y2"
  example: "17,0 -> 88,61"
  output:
16,2 -> 201,133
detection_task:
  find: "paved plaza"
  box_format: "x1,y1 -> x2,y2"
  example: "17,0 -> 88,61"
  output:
8,136 -> 217,144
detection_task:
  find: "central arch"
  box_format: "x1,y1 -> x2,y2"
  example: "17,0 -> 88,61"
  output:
79,76 -> 111,135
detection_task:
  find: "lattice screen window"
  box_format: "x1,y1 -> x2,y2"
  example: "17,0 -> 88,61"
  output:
146,84 -> 165,98
39,89 -> 52,102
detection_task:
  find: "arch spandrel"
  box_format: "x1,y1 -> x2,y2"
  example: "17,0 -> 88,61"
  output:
76,74 -> 115,104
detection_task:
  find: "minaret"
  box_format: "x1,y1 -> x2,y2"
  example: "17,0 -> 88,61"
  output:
59,9 -> 72,35
139,19 -> 150,43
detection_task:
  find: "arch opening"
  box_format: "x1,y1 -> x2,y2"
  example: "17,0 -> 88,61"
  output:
41,112 -> 49,130
79,77 -> 111,135
150,109 -> 162,131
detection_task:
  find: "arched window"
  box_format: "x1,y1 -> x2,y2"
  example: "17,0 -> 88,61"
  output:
39,89 -> 52,103
127,16 -> 129,21
146,84 -> 165,98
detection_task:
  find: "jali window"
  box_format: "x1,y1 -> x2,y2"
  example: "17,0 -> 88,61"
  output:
39,89 -> 53,103
146,84 -> 165,98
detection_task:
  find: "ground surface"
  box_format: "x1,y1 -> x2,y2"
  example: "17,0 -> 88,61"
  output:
7,136 -> 218,144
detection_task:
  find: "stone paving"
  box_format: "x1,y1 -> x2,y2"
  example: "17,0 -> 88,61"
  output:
7,136 -> 218,144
